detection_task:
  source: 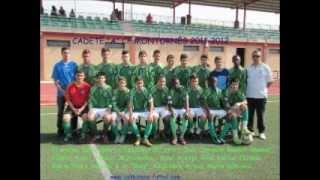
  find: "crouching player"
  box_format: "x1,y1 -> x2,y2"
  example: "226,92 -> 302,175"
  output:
150,75 -> 173,143
129,76 -> 158,147
202,76 -> 226,144
63,70 -> 90,142
112,76 -> 132,144
186,74 -> 207,136
219,79 -> 250,145
81,72 -> 118,144
169,77 -> 189,145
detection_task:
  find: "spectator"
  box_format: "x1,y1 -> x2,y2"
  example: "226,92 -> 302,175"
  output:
40,5 -> 44,15
146,13 -> 153,24
58,6 -> 66,17
69,9 -> 76,18
50,6 -> 58,16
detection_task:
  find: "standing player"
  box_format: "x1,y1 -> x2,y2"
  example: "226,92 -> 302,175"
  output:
129,77 -> 158,147
62,70 -> 90,142
78,49 -> 97,86
202,76 -> 226,144
174,54 -> 193,88
149,50 -> 163,85
186,74 -> 207,135
229,55 -> 247,94
150,75 -> 172,142
162,54 -> 175,89
96,48 -> 117,89
115,50 -> 134,89
82,72 -> 117,144
112,76 -> 132,144
219,79 -> 250,145
170,77 -> 189,145
209,56 -> 229,91
192,54 -> 211,89
131,50 -> 154,90
51,47 -> 78,137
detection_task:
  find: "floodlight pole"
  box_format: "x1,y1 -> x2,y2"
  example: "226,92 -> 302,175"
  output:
173,5 -> 176,24
234,6 -> 239,28
243,2 -> 247,30
122,0 -> 124,21
113,0 -> 115,11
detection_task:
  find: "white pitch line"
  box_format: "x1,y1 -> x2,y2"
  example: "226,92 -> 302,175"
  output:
89,144 -> 113,180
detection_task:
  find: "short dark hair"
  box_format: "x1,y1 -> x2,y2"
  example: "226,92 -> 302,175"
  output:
138,50 -> 147,57
214,56 -> 222,62
96,71 -> 106,78
76,69 -> 85,75
118,76 -> 127,82
200,54 -> 208,59
232,55 -> 240,61
180,54 -> 188,60
153,49 -> 160,55
189,73 -> 198,80
61,47 -> 70,53
230,78 -> 240,84
157,75 -> 166,81
167,54 -> 174,61
122,50 -> 129,55
101,47 -> 111,54
135,76 -> 144,82
82,49 -> 90,55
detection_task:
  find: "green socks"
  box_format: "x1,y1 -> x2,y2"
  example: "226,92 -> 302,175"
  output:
144,122 -> 153,139
170,117 -> 177,139
208,120 -> 217,139
63,121 -> 71,138
131,122 -> 140,138
180,118 -> 189,138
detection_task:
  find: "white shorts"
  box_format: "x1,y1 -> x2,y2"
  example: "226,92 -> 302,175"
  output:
173,108 -> 186,117
154,107 -> 171,118
189,108 -> 206,117
126,111 -> 158,120
209,109 -> 227,119
90,108 -> 116,120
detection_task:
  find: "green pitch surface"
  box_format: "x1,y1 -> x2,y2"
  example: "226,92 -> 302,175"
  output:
41,96 -> 279,180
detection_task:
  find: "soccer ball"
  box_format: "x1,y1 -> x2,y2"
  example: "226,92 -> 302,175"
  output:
241,134 -> 253,145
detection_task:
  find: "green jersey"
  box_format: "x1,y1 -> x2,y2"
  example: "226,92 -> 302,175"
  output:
174,65 -> 192,88
228,66 -> 247,93
223,89 -> 246,107
187,86 -> 204,108
78,63 -> 97,85
150,86 -> 170,107
162,66 -> 175,89
149,62 -> 163,85
131,64 -> 154,90
129,87 -> 152,112
88,84 -> 113,109
202,87 -> 224,109
96,62 -> 117,89
169,86 -> 187,109
115,63 -> 134,89
112,88 -> 130,113
192,65 -> 211,89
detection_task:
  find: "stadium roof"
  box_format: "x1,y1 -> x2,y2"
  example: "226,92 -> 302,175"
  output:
100,0 -> 279,13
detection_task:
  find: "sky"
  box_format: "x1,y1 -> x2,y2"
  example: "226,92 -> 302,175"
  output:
43,0 -> 279,28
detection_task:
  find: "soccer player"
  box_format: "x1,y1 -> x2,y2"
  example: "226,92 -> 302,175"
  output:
149,50 -> 163,85
96,48 -> 117,89
219,79 -> 250,145
112,76 -> 132,144
170,77 -> 189,145
62,70 -> 90,142
51,47 -> 78,137
150,75 -> 172,143
174,54 -> 193,88
128,76 -> 158,147
83,72 -> 117,144
209,56 -> 229,91
78,49 -> 97,85
162,54 -> 176,89
131,50 -> 154,90
229,55 -> 247,94
186,74 -> 207,135
192,54 -> 211,89
202,76 -> 226,144
115,50 -> 134,89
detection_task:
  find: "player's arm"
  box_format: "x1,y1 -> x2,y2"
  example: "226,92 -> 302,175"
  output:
51,65 -> 65,93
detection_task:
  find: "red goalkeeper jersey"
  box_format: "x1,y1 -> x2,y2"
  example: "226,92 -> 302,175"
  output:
65,82 -> 90,108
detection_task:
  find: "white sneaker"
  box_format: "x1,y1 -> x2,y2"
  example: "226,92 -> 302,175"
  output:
259,133 -> 266,140
190,128 -> 195,134
114,136 -> 120,144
